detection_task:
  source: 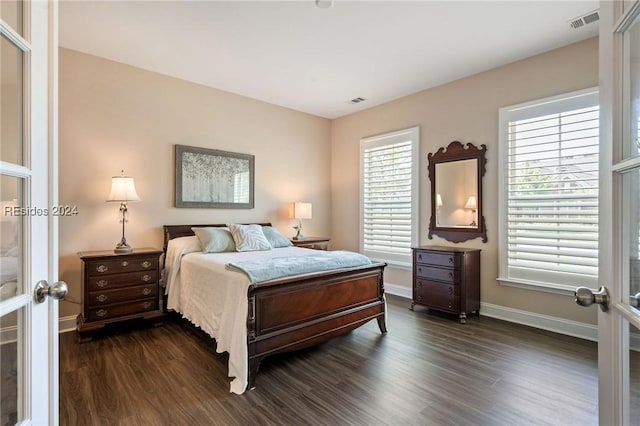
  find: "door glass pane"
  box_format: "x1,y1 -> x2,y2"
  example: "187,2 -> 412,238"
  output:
627,16 -> 640,159
0,1 -> 23,36
0,175 -> 22,301
0,308 -> 22,425
0,34 -> 23,166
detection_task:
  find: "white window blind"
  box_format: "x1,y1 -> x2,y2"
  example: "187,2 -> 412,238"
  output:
360,127 -> 419,267
499,89 -> 599,290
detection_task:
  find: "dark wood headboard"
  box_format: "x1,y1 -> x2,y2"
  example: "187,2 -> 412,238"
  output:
163,223 -> 272,254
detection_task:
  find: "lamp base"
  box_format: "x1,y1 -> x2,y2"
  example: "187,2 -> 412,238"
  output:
114,243 -> 133,253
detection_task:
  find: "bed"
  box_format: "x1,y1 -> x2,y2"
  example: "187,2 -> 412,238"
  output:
162,224 -> 387,394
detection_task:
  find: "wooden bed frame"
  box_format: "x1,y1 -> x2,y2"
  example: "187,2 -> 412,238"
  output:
163,224 -> 387,390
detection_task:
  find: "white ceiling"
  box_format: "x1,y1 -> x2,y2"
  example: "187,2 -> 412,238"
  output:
59,0 -> 599,119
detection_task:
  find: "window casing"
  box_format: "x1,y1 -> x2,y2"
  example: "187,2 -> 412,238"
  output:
498,88 -> 599,292
360,127 -> 419,268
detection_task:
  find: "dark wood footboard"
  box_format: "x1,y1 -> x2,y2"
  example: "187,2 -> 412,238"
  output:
246,263 -> 386,389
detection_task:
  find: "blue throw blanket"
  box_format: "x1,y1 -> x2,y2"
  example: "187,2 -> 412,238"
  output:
226,250 -> 372,284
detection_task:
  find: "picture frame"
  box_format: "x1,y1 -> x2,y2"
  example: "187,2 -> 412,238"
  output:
175,144 -> 254,209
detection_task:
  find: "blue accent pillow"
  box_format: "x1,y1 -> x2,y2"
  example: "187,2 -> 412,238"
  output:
229,224 -> 272,252
262,226 -> 293,248
191,227 -> 236,253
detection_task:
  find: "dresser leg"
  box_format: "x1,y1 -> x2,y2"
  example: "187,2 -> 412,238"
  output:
409,301 -> 415,311
459,312 -> 467,324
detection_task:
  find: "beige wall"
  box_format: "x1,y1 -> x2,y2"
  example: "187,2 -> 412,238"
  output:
330,37 -> 599,325
58,48 -> 331,318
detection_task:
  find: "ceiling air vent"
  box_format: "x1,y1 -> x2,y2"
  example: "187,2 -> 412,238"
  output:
569,10 -> 599,29
350,97 -> 365,104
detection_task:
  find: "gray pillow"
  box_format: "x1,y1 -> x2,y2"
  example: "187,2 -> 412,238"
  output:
229,224 -> 272,252
262,226 -> 293,248
191,227 -> 236,253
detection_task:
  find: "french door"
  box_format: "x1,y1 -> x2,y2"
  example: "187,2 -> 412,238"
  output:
597,0 -> 640,423
0,1 -> 59,425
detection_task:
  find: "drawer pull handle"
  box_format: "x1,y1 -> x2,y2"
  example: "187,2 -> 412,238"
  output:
449,272 -> 453,279
96,294 -> 108,302
449,287 -> 453,294
96,264 -> 108,273
417,282 -> 422,288
142,288 -> 152,296
448,257 -> 454,264
96,279 -> 108,288
142,274 -> 151,282
417,295 -> 422,301
141,260 -> 152,268
448,302 -> 453,309
121,261 -> 129,267
96,309 -> 108,317
143,302 -> 151,309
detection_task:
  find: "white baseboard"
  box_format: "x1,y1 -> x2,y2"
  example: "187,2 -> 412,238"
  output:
384,281 -> 600,342
59,315 -> 77,333
479,301 -> 598,342
384,282 -> 412,299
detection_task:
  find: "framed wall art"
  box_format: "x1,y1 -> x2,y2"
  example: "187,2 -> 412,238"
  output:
175,144 -> 254,208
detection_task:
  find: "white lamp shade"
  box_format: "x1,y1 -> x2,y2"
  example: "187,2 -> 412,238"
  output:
107,176 -> 140,202
435,193 -> 443,208
294,202 -> 312,220
464,195 -> 477,210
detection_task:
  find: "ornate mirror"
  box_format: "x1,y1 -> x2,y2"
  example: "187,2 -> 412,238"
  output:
428,141 -> 487,243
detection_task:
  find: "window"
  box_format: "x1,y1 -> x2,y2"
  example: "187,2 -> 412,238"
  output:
360,127 -> 419,268
498,88 -> 599,292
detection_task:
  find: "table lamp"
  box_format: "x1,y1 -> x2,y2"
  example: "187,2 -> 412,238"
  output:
464,195 -> 477,227
292,201 -> 312,240
107,171 -> 140,253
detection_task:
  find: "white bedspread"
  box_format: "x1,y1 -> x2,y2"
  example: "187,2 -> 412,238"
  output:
163,237 -> 320,394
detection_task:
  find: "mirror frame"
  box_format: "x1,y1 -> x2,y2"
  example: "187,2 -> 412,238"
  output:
428,140 -> 487,243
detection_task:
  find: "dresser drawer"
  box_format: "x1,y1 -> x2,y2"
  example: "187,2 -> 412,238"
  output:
415,280 -> 459,312
88,270 -> 158,291
85,257 -> 158,276
87,298 -> 158,322
415,251 -> 460,268
88,284 -> 158,307
415,265 -> 460,283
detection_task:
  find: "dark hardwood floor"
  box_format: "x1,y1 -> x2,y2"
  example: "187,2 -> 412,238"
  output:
60,295 -> 606,426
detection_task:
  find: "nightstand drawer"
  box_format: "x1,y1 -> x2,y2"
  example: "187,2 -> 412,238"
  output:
88,270 -> 158,291
87,298 -> 157,322
415,280 -> 459,312
296,241 -> 328,250
415,265 -> 460,283
291,238 -> 330,251
415,251 -> 461,268
88,284 -> 158,306
85,257 -> 158,276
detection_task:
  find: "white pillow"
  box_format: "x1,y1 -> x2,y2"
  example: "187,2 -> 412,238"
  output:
229,224 -> 272,252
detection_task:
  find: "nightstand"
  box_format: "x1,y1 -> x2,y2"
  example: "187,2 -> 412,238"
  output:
76,247 -> 164,342
291,237 -> 330,250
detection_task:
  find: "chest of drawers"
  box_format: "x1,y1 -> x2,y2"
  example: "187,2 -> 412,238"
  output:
411,246 -> 480,324
76,248 -> 164,342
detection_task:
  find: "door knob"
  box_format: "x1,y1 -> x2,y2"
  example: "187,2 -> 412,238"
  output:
630,292 -> 640,308
34,280 -> 68,303
575,286 -> 610,312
